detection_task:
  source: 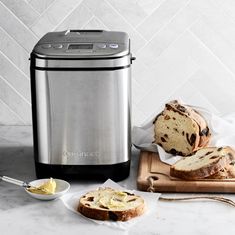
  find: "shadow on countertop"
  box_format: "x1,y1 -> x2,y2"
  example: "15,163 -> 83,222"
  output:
0,145 -> 38,210
0,145 -> 141,210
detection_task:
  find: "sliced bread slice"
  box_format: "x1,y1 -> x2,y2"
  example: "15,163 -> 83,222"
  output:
77,187 -> 145,221
170,147 -> 233,180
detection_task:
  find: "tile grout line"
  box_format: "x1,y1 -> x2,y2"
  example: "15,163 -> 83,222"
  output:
0,97 -> 27,125
138,67 -> 199,124
0,2 -> 39,41
79,2 -> 110,30
51,0 -> 84,32
0,74 -> 31,106
26,3 -> 41,16
29,0 -> 59,29
188,29 -> 235,79
0,50 -> 30,81
104,0 -> 147,43
135,31 -> 200,108
28,0 -> 56,17
81,15 -> 95,29
0,26 -> 31,78
81,8 -> 111,30
29,0 -> 68,38
0,0 -> 41,28
136,18 -> 200,69
198,4 -> 235,53
134,0 -> 167,29
0,25 -> 30,57
94,17 -> 111,30
135,0 -> 193,55
148,0 -> 193,41
132,104 -> 147,119
146,18 -> 200,64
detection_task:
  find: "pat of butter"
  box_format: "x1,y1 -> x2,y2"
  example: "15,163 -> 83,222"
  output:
114,191 -> 127,200
27,178 -> 56,195
109,198 -> 125,208
99,191 -> 127,209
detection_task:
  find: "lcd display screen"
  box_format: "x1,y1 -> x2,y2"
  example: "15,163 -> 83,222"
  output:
68,44 -> 93,50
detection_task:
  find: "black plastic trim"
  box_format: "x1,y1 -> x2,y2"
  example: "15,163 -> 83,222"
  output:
31,65 -> 130,71
35,161 -> 130,181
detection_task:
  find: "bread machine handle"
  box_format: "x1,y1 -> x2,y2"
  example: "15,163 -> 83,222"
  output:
65,30 -> 104,35
131,56 -> 136,64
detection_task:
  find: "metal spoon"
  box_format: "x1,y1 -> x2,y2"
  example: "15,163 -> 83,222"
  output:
0,175 -> 46,192
0,175 -> 70,200
1,175 -> 31,188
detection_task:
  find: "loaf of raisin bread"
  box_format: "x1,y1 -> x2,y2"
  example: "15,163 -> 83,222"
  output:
77,187 -> 145,221
153,100 -> 210,156
170,147 -> 234,180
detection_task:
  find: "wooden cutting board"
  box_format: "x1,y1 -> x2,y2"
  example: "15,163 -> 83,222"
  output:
137,151 -> 235,193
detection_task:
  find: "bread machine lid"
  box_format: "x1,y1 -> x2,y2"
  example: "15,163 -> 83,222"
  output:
32,30 -> 130,59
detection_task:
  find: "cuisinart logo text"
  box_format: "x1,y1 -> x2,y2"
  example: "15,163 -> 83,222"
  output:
63,150 -> 100,158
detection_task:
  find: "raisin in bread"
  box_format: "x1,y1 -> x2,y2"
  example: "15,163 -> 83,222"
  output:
170,147 -> 234,180
77,187 -> 145,221
153,100 -> 210,156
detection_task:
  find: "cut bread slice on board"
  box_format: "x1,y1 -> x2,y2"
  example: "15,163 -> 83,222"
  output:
170,147 -> 234,180
77,187 -> 145,221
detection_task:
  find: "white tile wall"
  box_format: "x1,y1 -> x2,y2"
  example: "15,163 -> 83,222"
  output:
0,0 -> 235,125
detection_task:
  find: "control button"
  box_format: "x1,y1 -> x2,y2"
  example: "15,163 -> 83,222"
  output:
78,50 -> 93,53
97,43 -> 106,49
42,44 -> 52,49
109,44 -> 118,49
53,44 -> 63,49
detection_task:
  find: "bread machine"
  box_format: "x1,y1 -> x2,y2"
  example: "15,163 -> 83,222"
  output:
30,30 -> 135,181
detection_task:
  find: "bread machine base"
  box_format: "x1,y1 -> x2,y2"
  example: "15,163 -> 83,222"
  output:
35,161 -> 130,181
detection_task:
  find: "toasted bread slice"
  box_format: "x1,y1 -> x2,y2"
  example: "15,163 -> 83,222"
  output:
77,187 -> 145,221
170,147 -> 233,180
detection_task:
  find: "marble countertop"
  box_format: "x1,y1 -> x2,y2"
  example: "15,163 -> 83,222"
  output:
1,126 -> 235,235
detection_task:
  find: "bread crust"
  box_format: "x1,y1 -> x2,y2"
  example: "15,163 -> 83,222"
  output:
78,201 -> 145,221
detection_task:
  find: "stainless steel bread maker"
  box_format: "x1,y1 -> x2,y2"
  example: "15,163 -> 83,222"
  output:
30,30 -> 134,181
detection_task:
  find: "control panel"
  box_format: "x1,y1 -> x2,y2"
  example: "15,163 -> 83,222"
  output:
37,42 -> 123,57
